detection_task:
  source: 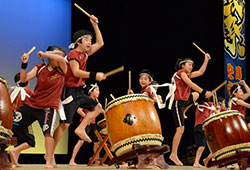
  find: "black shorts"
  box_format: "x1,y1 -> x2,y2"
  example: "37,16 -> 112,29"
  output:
171,95 -> 193,127
78,124 -> 98,142
194,125 -> 206,147
61,87 -> 98,124
12,104 -> 57,147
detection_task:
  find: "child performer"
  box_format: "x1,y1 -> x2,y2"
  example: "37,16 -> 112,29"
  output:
217,97 -> 227,112
69,83 -> 101,166
193,98 -> 217,168
10,46 -> 67,169
229,80 -> 250,128
9,73 -> 34,167
169,54 -> 213,166
52,15 -> 105,159
128,69 -> 162,103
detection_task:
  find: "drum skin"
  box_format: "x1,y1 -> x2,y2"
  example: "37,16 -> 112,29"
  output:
105,94 -> 163,156
203,110 -> 250,160
0,78 -> 13,130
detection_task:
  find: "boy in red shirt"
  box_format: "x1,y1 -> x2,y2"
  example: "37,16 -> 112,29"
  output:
52,15 -> 105,159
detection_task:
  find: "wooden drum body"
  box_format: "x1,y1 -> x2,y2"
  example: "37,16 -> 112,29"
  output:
0,77 -> 12,130
105,94 -> 164,156
203,110 -> 250,160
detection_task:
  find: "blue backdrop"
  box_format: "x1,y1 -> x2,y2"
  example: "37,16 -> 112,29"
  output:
0,0 -> 71,89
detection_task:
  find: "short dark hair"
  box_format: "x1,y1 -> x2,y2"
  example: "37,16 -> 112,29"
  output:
73,29 -> 93,43
14,72 -> 28,87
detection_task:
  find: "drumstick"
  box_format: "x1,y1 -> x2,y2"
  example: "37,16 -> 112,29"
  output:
27,46 -> 36,55
105,66 -> 124,77
74,3 -> 99,23
192,42 -> 206,55
128,71 -> 131,90
110,94 -> 115,100
104,98 -> 108,110
212,80 -> 227,92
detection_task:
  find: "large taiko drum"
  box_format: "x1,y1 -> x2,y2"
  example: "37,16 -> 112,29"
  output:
105,94 -> 164,156
203,110 -> 250,160
0,77 -> 12,130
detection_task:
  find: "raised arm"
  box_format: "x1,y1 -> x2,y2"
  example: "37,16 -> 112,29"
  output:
20,53 -> 38,83
240,80 -> 250,100
190,53 -> 211,78
37,51 -> 67,74
87,15 -> 104,56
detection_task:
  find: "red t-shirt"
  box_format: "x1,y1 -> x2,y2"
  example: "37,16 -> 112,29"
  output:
141,86 -> 154,100
231,98 -> 246,115
25,64 -> 65,111
64,49 -> 88,88
173,70 -> 191,101
194,102 -> 213,127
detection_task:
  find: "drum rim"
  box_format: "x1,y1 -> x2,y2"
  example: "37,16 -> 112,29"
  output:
105,94 -> 153,113
202,110 -> 243,129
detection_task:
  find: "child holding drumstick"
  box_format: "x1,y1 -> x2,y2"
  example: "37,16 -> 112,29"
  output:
69,84 -> 102,166
169,54 -> 213,166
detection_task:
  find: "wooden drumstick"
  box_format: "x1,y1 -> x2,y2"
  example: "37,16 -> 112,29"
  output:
110,94 -> 115,100
74,3 -> 99,23
104,98 -> 108,110
128,71 -> 131,90
212,80 -> 227,92
27,46 -> 36,55
192,42 -> 206,55
105,66 -> 124,77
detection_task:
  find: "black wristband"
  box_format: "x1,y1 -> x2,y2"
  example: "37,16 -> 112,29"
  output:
89,71 -> 97,81
200,89 -> 207,97
21,62 -> 28,69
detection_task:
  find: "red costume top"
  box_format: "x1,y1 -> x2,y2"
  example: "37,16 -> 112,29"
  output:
230,97 -> 246,115
64,49 -> 88,88
194,102 -> 213,127
25,64 -> 65,111
173,69 -> 191,101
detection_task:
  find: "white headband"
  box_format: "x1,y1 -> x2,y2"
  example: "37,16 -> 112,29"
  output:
88,83 -> 98,94
45,50 -> 65,55
68,35 -> 92,49
179,59 -> 194,66
232,85 -> 241,95
139,73 -> 153,81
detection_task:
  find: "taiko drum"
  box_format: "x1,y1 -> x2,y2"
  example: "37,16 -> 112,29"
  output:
203,110 -> 250,160
0,77 -> 13,130
105,94 -> 164,156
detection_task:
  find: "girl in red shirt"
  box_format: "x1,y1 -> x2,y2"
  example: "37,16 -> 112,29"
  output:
10,46 -> 67,169
169,54 -> 213,166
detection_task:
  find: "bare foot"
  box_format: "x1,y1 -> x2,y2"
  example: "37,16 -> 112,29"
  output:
203,158 -> 210,167
69,160 -> 78,166
8,149 -> 22,167
193,163 -> 205,168
44,154 -> 59,168
169,154 -> 183,166
44,164 -> 54,169
75,128 -> 92,143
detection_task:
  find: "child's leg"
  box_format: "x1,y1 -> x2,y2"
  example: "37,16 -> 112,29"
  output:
75,103 -> 103,142
93,142 -> 101,165
8,143 -> 30,167
169,126 -> 184,166
203,153 -> 213,167
69,140 -> 84,166
193,146 -> 205,168
44,134 -> 55,169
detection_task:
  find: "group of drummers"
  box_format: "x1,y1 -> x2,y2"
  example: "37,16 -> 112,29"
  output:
6,14 -> 250,169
